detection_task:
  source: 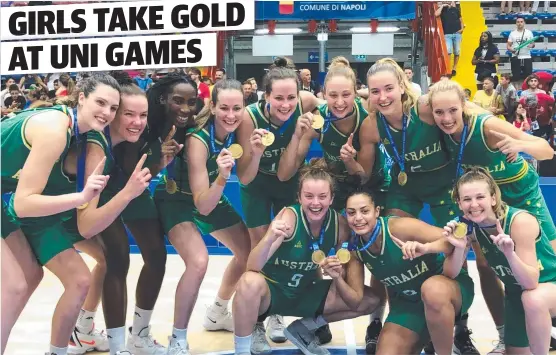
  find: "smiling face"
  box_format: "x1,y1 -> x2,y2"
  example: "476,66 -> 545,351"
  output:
111,94 -> 148,143
78,83 -> 120,131
210,89 -> 245,134
368,71 -> 405,118
431,90 -> 465,135
346,193 -> 381,236
298,178 -> 333,222
325,76 -> 356,119
265,78 -> 299,122
162,83 -> 197,128
457,180 -> 498,224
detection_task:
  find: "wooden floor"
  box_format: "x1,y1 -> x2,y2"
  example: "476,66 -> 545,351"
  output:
5,254 -> 555,355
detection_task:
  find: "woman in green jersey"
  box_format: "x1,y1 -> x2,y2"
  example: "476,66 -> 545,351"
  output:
152,79 -> 251,353
235,57 -> 322,345
1,74 -> 121,355
339,183 -> 474,355
428,79 -> 556,353
233,158 -> 381,355
445,167 -> 556,355
277,56 -> 389,212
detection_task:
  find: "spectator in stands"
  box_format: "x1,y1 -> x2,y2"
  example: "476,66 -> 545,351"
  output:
242,80 -> 258,105
473,77 -> 506,119
24,86 -> 52,110
202,76 -> 213,87
190,68 -> 210,106
507,16 -> 535,86
464,88 -> 471,100
514,102 -> 538,168
520,91 -> 555,140
472,31 -> 500,90
299,68 -> 322,98
495,73 -> 518,120
248,77 -> 264,100
403,66 -> 422,95
500,1 -> 516,15
55,73 -> 74,98
215,68 -> 226,83
436,1 -> 465,76
521,70 -> 553,95
0,77 -> 16,109
532,0 -> 549,14
520,74 -> 547,98
2,84 -> 26,114
133,69 -> 153,92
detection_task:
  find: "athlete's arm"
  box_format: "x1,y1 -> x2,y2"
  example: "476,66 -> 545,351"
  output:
355,114 -> 380,184
277,114 -> 318,182
484,115 -> 554,160
247,208 -> 294,272
13,111 -> 91,217
300,90 -> 325,112
236,112 -> 262,185
505,213 -> 541,290
187,135 -> 225,216
389,217 -> 455,255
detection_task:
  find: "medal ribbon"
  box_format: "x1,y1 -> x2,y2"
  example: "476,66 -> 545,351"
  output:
455,123 -> 469,179
209,120 -> 235,156
300,208 -> 329,253
354,219 -> 382,251
74,108 -> 87,194
266,103 -> 294,136
378,113 -> 406,175
320,106 -> 355,133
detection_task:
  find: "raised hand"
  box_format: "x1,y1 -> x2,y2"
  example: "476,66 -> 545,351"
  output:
160,125 -> 183,169
443,220 -> 469,250
391,236 -> 429,260
489,219 -> 515,256
124,154 -> 151,199
81,157 -> 109,202
216,148 -> 235,179
340,133 -> 357,162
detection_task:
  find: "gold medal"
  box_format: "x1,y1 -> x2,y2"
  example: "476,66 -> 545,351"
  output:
397,171 -> 408,186
312,249 -> 326,264
166,179 -> 177,194
453,222 -> 468,239
261,132 -> 275,146
311,114 -> 325,130
337,248 -> 351,264
228,144 -> 243,159
77,202 -> 88,210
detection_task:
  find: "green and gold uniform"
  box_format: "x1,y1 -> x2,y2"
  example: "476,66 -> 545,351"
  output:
473,206 -> 556,347
154,124 -> 242,235
240,101 -> 303,228
316,97 -> 390,210
260,204 -> 339,318
355,216 -> 474,339
376,107 -> 456,226
444,113 -> 556,241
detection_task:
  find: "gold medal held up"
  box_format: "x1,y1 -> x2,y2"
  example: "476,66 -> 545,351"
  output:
228,144 -> 243,159
311,115 -> 325,130
166,179 -> 177,194
312,249 -> 326,264
77,202 -> 88,210
453,222 -> 468,239
261,132 -> 275,146
336,248 -> 351,264
397,171 -> 408,186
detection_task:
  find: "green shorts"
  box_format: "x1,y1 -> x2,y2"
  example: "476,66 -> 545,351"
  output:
386,164 -> 456,226
259,278 -> 331,320
385,271 -> 474,340
240,172 -> 298,229
2,199 -> 19,239
154,189 -> 242,235
100,189 -> 159,222
500,167 -> 556,241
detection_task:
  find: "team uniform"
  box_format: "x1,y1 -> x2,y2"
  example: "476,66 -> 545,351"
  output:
240,101 -> 303,228
355,216 -> 474,340
444,113 -> 556,241
376,107 -> 456,226
316,97 -> 391,211
259,204 -> 339,319
471,206 -> 556,347
154,124 -> 242,235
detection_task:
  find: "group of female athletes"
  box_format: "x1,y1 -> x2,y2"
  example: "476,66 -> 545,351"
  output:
2,55 -> 556,355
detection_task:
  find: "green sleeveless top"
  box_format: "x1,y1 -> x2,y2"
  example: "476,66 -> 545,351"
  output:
444,113 -> 529,185
355,216 -> 443,302
474,206 -> 556,293
376,106 -> 450,174
261,204 -> 339,289
245,99 -> 303,175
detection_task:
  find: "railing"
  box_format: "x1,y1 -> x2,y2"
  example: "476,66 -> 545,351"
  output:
420,2 -> 450,82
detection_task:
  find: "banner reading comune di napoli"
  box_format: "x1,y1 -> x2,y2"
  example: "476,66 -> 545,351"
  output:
0,0 -> 255,74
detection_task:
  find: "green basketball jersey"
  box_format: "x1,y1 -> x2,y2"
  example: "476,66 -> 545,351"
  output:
1,106 -> 74,196
474,206 -> 556,293
444,114 -> 529,184
261,204 -> 339,290
355,216 -> 443,302
376,106 -> 450,174
245,99 -> 302,175
86,129 -> 116,177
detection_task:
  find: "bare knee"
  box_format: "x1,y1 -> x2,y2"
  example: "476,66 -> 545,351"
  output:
4,277 -> 28,301
26,265 -> 44,293
359,286 -> 382,313
421,276 -> 452,313
521,288 -> 545,314
236,271 -> 266,300
142,244 -> 167,276
62,268 -> 91,301
185,251 -> 209,281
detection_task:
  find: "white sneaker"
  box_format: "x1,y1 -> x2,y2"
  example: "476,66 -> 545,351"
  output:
126,326 -> 166,355
267,315 -> 286,343
166,336 -> 190,355
116,352 -> 133,355
203,304 -> 233,331
251,322 -> 271,355
487,340 -> 505,354
68,327 -> 110,354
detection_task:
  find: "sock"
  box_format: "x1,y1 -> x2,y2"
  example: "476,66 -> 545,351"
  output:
455,313 -> 469,335
234,334 -> 252,354
76,309 -> 96,334
370,304 -> 385,323
300,315 -> 328,331
49,345 -> 68,355
172,327 -> 187,342
214,296 -> 229,309
106,326 -> 126,355
496,325 -> 505,342
132,306 -> 153,335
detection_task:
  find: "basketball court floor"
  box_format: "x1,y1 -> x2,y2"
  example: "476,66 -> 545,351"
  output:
6,254 -> 556,355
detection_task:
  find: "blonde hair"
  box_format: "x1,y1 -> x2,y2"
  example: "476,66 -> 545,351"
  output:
427,80 -> 472,120
366,58 -> 418,117
324,56 -> 357,92
452,167 -> 506,219
298,158 -> 336,197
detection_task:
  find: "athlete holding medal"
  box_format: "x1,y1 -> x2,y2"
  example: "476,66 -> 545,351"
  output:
232,158 -> 382,355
